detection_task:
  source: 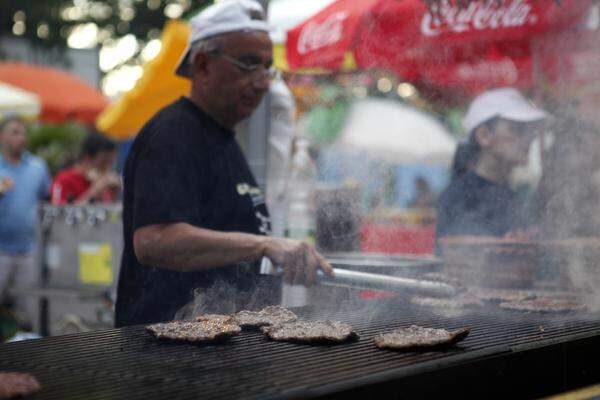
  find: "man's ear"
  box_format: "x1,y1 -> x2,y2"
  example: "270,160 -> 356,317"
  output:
474,126 -> 493,148
191,51 -> 209,78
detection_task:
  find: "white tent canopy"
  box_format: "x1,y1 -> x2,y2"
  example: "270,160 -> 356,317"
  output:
336,98 -> 457,166
0,81 -> 41,119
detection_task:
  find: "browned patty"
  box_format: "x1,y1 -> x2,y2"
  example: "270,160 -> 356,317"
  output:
146,319 -> 241,343
419,272 -> 462,287
0,372 -> 41,399
469,288 -> 536,303
411,294 -> 484,309
374,325 -> 470,350
234,305 -> 297,329
499,298 -> 586,313
195,314 -> 236,324
262,320 -> 359,343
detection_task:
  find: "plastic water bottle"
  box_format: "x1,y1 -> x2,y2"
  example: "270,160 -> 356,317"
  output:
282,137 -> 317,307
285,137 -> 317,243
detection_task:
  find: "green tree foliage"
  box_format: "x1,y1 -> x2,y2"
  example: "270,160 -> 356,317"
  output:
27,122 -> 87,174
0,0 -> 210,56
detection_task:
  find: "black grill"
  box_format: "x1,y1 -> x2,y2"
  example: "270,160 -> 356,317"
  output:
2,302 -> 600,399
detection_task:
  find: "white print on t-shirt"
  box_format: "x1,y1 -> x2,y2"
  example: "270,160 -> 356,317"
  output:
256,211 -> 271,234
237,182 -> 271,233
236,183 -> 261,196
236,182 -> 266,207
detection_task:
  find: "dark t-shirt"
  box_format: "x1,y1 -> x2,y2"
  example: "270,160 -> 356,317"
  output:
436,171 -> 523,243
115,97 -> 272,327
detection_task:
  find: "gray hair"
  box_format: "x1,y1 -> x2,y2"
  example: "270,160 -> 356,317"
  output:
188,36 -> 224,68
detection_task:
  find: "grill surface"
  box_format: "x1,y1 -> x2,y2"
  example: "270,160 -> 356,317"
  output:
2,302 -> 600,399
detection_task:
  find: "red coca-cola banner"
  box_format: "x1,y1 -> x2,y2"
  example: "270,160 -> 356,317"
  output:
286,0 -> 590,90
419,0 -> 575,39
290,0 -> 379,69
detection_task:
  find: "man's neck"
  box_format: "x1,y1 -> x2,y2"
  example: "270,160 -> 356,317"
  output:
188,92 -> 236,131
1,149 -> 23,165
473,154 -> 512,185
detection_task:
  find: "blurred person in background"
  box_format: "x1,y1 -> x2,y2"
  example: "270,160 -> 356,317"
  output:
409,176 -> 436,208
50,132 -> 120,205
115,0 -> 332,327
436,88 -> 549,245
0,116 -> 50,330
264,77 -> 296,238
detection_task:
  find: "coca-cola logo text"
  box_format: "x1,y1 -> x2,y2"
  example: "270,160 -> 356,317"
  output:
297,11 -> 348,54
421,0 -> 538,36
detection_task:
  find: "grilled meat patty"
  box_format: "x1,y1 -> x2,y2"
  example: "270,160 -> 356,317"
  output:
374,325 -> 470,350
195,314 -> 236,324
499,297 -> 586,313
262,320 -> 358,343
0,372 -> 41,399
419,272 -> 463,287
411,294 -> 484,309
469,288 -> 535,303
146,319 -> 241,343
234,305 -> 297,329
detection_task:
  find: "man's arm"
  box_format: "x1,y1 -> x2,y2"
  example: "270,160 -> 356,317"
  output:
134,223 -> 334,285
75,173 -> 120,204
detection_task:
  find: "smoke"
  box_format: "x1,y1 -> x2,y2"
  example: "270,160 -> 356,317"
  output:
195,10 -> 600,325
174,275 -> 282,320
285,108 -> 600,322
525,107 -> 600,312
534,115 -> 600,239
560,244 -> 600,313
315,184 -> 362,252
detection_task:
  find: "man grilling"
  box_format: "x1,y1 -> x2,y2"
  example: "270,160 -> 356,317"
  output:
115,0 -> 333,327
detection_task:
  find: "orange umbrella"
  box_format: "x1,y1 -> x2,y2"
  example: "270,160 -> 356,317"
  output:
0,62 -> 109,124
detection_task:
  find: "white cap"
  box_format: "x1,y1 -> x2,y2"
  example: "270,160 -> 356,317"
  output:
175,0 -> 271,78
463,87 -> 549,134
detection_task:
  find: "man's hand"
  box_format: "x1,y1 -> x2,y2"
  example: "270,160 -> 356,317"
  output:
262,237 -> 334,286
95,172 -> 121,190
81,172 -> 121,203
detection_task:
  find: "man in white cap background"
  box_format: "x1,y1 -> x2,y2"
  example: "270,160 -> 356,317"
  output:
115,0 -> 333,327
435,87 -> 549,244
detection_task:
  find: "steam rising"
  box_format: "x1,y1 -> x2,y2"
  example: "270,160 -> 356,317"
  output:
174,276 -> 282,320
187,3 -> 600,325
531,112 -> 600,313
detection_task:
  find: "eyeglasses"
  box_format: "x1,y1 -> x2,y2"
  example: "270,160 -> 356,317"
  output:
212,51 -> 281,81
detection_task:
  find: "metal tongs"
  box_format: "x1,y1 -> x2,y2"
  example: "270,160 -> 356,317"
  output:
260,257 -> 459,298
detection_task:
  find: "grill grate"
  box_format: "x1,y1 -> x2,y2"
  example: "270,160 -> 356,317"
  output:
2,302 -> 600,399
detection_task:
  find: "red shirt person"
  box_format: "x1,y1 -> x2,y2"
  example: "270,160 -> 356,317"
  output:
51,133 -> 120,205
